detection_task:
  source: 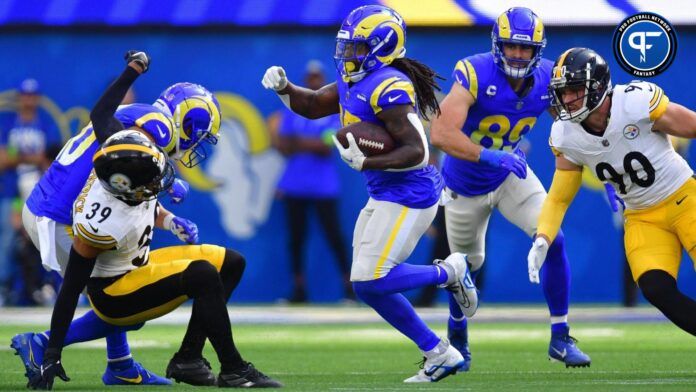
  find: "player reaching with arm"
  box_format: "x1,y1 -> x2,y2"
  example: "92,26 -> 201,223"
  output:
12,52 -> 222,386
429,7 -> 590,368
263,5 -> 477,383
530,47 -> 696,340
27,132 -> 281,390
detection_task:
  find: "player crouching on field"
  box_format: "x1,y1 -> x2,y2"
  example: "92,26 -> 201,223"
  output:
27,132 -> 281,389
529,47 -> 696,341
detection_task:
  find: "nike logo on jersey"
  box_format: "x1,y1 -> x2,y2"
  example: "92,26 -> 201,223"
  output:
388,94 -> 402,103
551,347 -> 567,359
88,223 -> 99,233
677,195 -> 688,205
115,374 -> 143,384
155,124 -> 167,139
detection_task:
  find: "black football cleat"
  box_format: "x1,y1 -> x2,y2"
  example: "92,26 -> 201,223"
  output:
166,355 -> 217,386
218,362 -> 282,388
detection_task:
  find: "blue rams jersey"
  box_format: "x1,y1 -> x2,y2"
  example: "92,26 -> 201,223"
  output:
442,52 -> 553,196
337,66 -> 443,209
26,104 -> 175,225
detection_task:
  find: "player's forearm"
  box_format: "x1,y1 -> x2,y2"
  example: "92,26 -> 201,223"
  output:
431,126 -> 482,162
156,205 -> 172,229
45,247 -> 96,353
362,144 -> 426,171
536,169 -> 582,243
90,66 -> 140,143
278,83 -> 338,120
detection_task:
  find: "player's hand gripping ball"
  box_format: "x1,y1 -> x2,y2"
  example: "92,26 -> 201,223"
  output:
335,122 -> 395,157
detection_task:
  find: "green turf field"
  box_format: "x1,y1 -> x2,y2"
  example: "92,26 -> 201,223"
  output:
2,321 -> 696,391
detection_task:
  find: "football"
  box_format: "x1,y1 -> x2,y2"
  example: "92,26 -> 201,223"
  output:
335,122 -> 396,157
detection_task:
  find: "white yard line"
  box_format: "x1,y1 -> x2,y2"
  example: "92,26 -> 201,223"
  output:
0,305 -> 667,325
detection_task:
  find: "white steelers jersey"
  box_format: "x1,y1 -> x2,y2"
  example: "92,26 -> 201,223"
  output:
550,81 -> 693,210
72,172 -> 157,278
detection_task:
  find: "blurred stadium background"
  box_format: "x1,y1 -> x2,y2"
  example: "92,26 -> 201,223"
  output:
0,0 -> 695,307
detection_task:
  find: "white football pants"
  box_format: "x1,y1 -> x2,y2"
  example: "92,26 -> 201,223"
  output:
351,198 -> 438,282
22,204 -> 72,275
444,167 -> 547,272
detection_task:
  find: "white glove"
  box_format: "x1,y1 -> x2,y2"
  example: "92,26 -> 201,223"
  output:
332,132 -> 366,171
527,237 -> 550,284
261,66 -> 288,91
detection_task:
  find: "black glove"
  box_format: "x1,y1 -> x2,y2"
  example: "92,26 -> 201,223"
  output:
28,349 -> 70,390
124,50 -> 150,73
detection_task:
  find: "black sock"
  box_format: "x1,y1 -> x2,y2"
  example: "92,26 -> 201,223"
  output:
639,269 -> 696,336
176,250 -> 246,360
181,260 -> 244,370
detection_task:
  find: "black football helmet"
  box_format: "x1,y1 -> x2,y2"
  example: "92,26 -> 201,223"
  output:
549,47 -> 612,123
93,130 -> 175,203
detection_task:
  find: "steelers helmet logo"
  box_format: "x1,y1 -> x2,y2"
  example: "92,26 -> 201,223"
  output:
613,12 -> 677,77
623,124 -> 640,140
109,173 -> 132,192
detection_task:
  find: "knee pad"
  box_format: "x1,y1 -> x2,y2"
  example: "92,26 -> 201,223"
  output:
182,260 -> 222,297
638,270 -> 677,306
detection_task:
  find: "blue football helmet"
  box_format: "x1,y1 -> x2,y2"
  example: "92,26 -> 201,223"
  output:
491,7 -> 546,79
154,83 -> 222,168
334,5 -> 407,82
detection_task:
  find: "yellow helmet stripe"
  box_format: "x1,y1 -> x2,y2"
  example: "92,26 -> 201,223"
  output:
554,49 -> 573,79
497,13 -> 511,39
533,16 -> 544,43
353,13 -> 394,38
93,144 -> 161,162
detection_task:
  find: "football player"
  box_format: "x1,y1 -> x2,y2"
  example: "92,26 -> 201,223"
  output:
13,52 -> 222,386
529,47 -> 696,341
27,131 -> 281,390
263,5 -> 477,383
430,7 -> 590,368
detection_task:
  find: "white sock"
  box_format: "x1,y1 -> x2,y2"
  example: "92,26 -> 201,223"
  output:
550,315 -> 568,325
424,339 -> 448,358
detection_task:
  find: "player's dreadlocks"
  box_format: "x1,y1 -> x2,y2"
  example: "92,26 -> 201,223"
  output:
390,58 -> 444,120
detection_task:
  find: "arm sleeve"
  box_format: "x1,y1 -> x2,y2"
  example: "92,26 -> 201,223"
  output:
45,247 -> 96,353
73,222 -> 117,250
134,111 -> 176,153
370,77 -> 415,114
452,59 -> 478,101
536,169 -> 583,243
90,67 -> 140,144
648,83 -> 670,122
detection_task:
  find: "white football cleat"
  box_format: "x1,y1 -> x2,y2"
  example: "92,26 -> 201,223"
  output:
435,253 -> 478,317
404,340 -> 465,383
